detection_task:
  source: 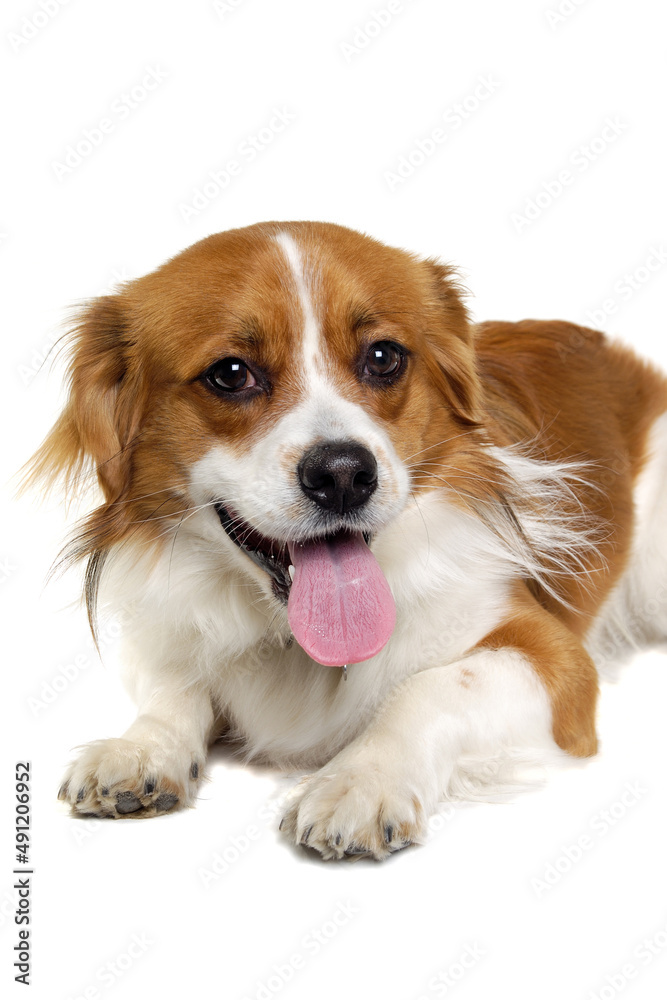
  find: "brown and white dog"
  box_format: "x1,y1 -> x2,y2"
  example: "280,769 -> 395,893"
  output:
28,221 -> 667,859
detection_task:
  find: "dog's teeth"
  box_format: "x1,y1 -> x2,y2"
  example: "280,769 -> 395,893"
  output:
288,565 -> 295,581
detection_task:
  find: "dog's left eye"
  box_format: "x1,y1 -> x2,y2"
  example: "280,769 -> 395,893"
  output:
203,358 -> 257,393
364,341 -> 404,378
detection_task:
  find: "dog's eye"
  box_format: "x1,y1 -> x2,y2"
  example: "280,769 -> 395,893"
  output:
204,358 -> 257,393
364,341 -> 404,378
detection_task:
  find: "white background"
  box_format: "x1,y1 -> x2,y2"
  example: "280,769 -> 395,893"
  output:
2,1 -> 667,999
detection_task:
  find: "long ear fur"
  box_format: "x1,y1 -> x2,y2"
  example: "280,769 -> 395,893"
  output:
21,295 -> 145,637
21,295 -> 138,503
422,261 -> 482,426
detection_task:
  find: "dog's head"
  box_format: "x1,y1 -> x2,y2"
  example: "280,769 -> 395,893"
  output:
28,222 -> 483,664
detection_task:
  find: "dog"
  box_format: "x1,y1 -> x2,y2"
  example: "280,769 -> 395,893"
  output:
27,221 -> 667,859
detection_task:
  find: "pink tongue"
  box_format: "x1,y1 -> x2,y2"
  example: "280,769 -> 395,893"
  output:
287,532 -> 396,666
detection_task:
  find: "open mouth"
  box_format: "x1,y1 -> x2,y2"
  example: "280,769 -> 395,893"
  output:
214,502 -> 396,667
214,503 -> 293,602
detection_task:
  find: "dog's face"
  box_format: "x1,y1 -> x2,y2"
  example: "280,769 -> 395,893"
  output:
33,222 -> 482,664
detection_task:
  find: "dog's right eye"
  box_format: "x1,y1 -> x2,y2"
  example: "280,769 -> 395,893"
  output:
203,358 -> 257,394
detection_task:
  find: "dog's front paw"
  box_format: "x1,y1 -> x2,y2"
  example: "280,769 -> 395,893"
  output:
58,738 -> 204,818
279,756 -> 428,860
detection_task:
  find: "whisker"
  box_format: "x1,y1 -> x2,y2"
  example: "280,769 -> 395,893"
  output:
110,485 -> 191,507
410,471 -> 504,507
408,489 -> 431,566
167,508 -> 188,593
413,461 -> 507,490
402,429 -> 478,463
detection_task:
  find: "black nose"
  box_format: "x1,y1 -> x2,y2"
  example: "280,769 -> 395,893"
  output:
298,441 -> 378,514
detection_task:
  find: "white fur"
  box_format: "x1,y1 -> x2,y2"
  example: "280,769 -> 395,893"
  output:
279,648 -> 560,858
188,384 -> 410,561
57,232 -> 667,856
60,407 -> 667,851
92,442 -> 599,775
185,229 -> 412,584
585,411 -> 667,677
104,490 -> 519,766
486,444 -> 608,605
275,231 -> 322,379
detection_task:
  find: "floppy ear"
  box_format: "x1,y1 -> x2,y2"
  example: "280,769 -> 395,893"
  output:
22,295 -> 140,503
422,260 -> 481,426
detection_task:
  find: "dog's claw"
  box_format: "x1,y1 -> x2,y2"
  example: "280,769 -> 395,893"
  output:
343,843 -> 367,857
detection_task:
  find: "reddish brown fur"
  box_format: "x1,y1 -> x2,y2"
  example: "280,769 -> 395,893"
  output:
24,221 -> 667,755
25,221 -> 479,564
475,321 -> 667,626
477,582 -> 600,757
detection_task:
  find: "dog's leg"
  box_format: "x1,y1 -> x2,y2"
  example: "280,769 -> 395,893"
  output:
58,682 -> 216,818
280,601 -> 598,860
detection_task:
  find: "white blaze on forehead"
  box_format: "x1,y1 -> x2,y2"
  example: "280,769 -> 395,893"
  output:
188,234 -> 412,545
275,231 -> 323,376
